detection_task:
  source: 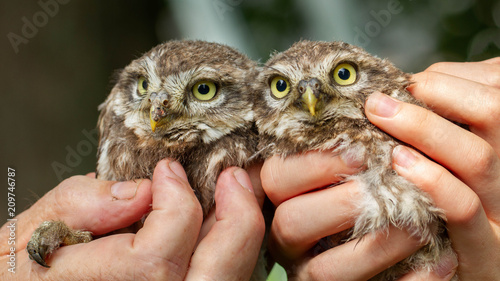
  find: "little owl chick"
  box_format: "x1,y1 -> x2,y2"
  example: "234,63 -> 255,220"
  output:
96,40 -> 257,212
253,40 -> 454,280
27,40 -> 259,269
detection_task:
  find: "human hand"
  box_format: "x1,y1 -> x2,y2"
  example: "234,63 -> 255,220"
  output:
0,159 -> 265,280
263,151 -> 426,280
262,58 -> 500,280
365,57 -> 500,280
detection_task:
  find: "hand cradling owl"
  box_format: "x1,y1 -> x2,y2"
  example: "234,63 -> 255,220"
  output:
27,40 -> 454,281
27,40 -> 259,270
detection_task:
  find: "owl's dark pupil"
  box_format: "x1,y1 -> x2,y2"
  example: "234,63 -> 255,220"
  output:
276,80 -> 287,92
142,80 -> 148,90
338,68 -> 350,80
198,84 -> 210,95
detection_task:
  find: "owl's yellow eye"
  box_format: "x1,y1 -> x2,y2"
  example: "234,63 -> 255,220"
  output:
270,76 -> 290,98
192,81 -> 217,101
333,63 -> 357,86
137,77 -> 149,95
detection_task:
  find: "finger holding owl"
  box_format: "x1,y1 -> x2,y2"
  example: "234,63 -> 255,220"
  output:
1,159 -> 265,280
366,60 -> 500,280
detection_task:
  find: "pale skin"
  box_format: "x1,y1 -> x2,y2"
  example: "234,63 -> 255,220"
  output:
261,58 -> 500,280
0,159 -> 265,281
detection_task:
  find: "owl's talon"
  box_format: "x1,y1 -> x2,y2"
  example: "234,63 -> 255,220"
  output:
26,220 -> 92,268
27,246 -> 50,268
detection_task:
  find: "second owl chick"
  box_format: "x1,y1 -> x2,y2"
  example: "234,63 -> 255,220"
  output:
253,40 -> 455,280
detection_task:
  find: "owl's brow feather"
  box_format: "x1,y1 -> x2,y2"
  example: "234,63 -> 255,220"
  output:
265,46 -> 344,76
138,64 -> 150,76
189,66 -> 226,84
261,65 -> 290,80
321,48 -> 343,71
263,65 -> 281,72
330,48 -> 343,65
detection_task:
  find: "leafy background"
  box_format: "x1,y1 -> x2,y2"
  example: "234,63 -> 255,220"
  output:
1,0 -> 499,279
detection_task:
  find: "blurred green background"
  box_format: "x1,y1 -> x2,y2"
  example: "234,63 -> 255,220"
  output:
1,0 -> 499,279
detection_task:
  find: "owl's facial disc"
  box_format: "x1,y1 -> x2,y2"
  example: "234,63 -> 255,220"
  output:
148,91 -> 169,132
298,78 -> 321,116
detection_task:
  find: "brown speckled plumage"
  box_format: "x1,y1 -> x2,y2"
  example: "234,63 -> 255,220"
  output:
253,40 -> 455,280
97,40 -> 258,214
26,41 -> 262,273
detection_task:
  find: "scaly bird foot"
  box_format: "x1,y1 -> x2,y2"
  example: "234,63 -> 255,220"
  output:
27,220 -> 92,268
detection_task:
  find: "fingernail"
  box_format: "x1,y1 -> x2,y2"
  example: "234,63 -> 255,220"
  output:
168,160 -> 187,180
393,145 -> 417,169
111,181 -> 139,200
366,92 -> 400,117
233,168 -> 254,193
435,254 -> 458,279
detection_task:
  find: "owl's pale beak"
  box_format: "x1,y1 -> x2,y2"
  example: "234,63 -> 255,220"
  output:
299,79 -> 321,116
302,87 -> 318,116
149,112 -> 159,132
149,92 -> 169,132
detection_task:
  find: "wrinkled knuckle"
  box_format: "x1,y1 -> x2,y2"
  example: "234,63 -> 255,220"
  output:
181,198 -> 203,223
233,198 -> 265,238
475,85 -> 500,122
272,204 -> 301,248
243,207 -> 266,238
487,68 -> 500,88
136,254 -> 185,281
372,233 -> 394,260
420,164 -> 448,190
425,62 -> 448,73
49,176 -> 86,216
261,158 -> 283,199
491,101 -> 500,121
249,218 -> 266,242
58,175 -> 86,190
452,194 -> 482,228
411,108 -> 435,140
412,70 -> 431,89
306,258 -> 333,281
169,192 -> 202,226
50,189 -> 66,218
484,91 -> 500,120
468,142 -> 498,178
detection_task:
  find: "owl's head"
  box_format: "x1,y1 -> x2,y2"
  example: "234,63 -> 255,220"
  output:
254,40 -> 413,154
98,40 -> 256,148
